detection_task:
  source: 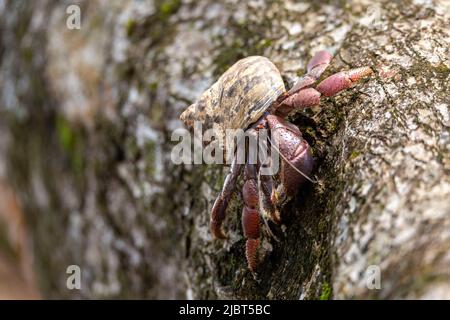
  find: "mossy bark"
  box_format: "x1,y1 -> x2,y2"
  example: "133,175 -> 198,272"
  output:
0,0 -> 449,299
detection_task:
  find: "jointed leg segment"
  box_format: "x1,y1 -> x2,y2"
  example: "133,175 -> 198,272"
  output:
241,163 -> 260,272
210,155 -> 242,239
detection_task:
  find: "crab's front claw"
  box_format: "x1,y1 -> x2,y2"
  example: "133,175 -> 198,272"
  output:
317,67 -> 373,97
267,115 -> 314,199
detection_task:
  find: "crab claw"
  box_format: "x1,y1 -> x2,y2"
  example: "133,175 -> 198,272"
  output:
316,67 -> 373,97
267,115 -> 314,196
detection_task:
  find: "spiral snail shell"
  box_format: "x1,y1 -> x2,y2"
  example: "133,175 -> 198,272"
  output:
180,56 -> 285,151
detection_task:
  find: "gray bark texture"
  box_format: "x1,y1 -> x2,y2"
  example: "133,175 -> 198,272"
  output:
0,0 -> 449,299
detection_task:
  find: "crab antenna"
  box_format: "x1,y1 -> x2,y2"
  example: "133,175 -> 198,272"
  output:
266,135 -> 316,184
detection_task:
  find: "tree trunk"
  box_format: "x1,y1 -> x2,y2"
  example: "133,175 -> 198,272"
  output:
0,0 -> 449,299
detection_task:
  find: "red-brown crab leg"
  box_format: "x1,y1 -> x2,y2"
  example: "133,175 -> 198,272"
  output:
316,67 -> 373,97
266,115 -> 314,205
210,155 -> 242,239
242,163 -> 260,272
275,51 -> 373,117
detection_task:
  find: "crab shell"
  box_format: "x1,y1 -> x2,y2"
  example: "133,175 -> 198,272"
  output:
180,56 -> 285,152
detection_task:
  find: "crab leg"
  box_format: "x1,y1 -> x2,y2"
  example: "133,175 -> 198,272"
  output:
242,163 -> 260,272
316,67 -> 373,97
274,51 -> 329,116
210,155 -> 242,239
275,50 -> 372,117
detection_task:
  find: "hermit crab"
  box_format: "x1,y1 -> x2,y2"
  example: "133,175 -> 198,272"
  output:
180,51 -> 372,272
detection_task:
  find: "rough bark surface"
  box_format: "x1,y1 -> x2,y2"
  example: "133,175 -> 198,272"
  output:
0,0 -> 449,299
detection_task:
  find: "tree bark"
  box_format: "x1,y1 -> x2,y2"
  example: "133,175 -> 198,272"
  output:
0,0 -> 449,299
